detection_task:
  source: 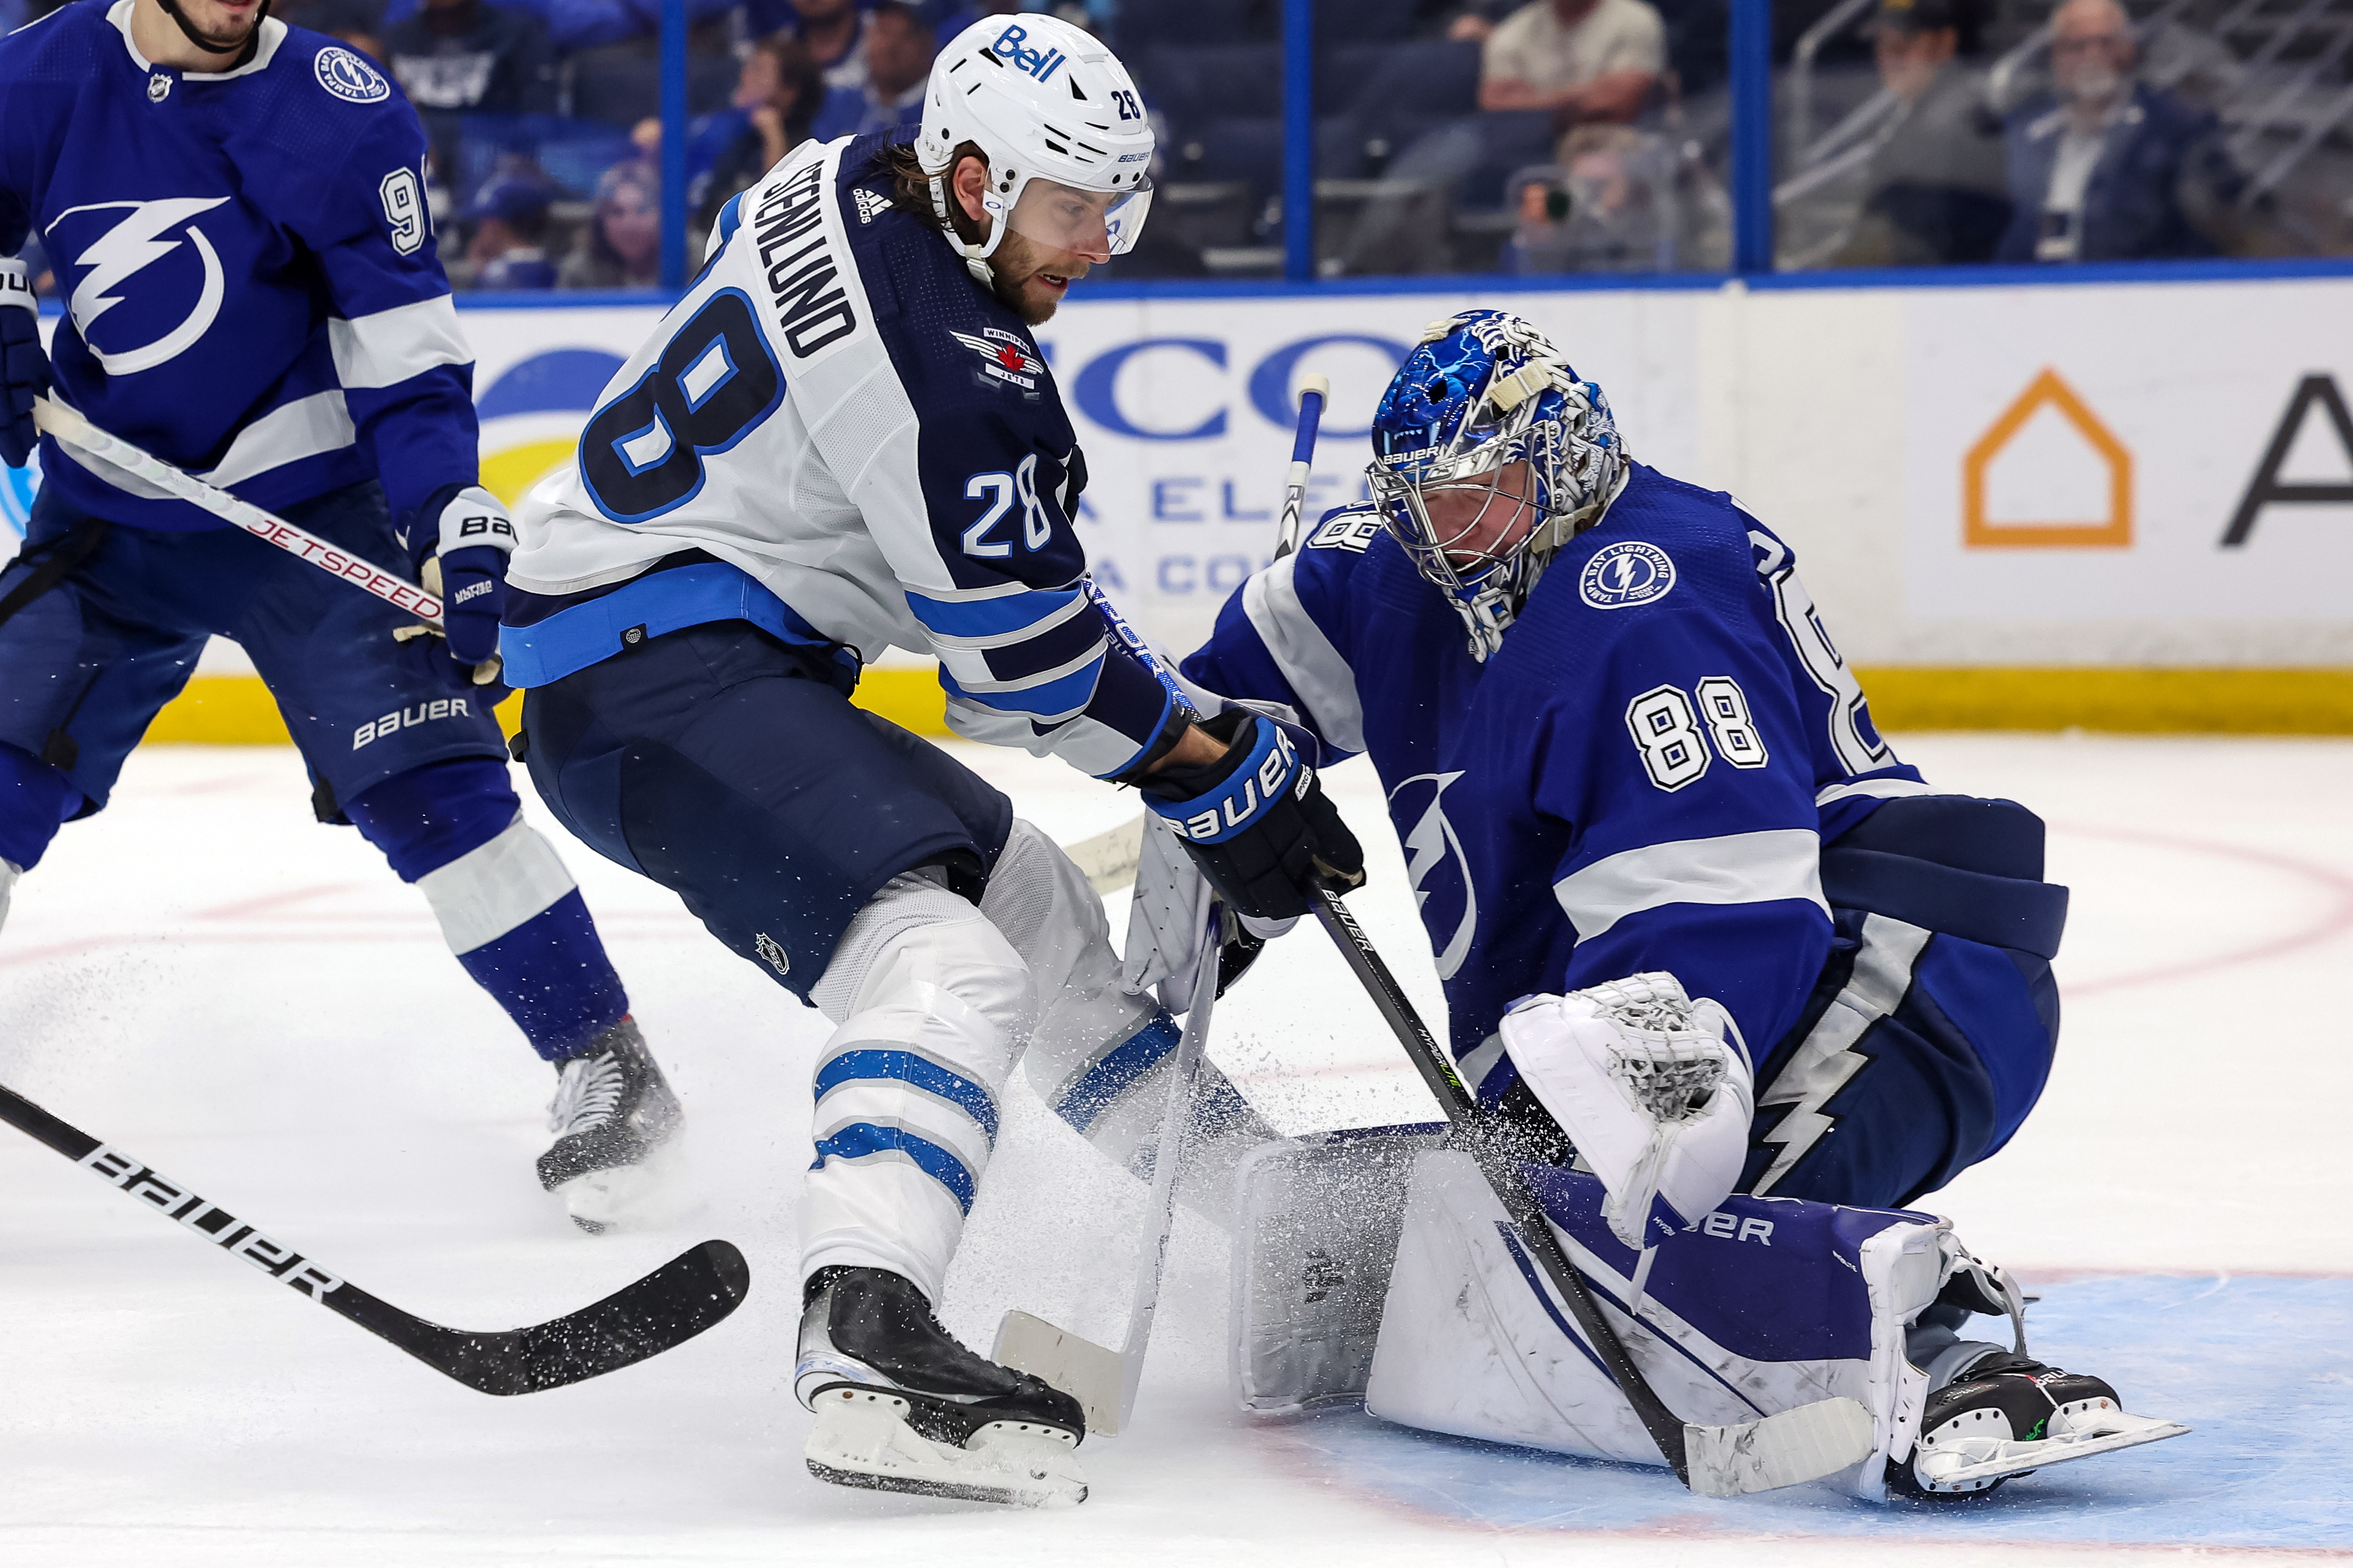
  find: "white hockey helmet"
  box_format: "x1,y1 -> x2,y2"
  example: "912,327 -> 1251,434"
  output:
914,13 -> 1156,282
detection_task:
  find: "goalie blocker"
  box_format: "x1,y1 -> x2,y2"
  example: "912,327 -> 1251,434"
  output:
1230,1130 -> 2186,1499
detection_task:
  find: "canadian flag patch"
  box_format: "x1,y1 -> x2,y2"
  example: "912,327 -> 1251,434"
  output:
949,327 -> 1044,389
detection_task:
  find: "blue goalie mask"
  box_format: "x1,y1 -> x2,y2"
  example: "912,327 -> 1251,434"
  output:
1366,310 -> 1626,660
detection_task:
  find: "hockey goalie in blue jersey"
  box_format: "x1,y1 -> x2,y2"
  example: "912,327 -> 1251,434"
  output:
0,0 -> 676,1231
1191,311 -> 2185,1498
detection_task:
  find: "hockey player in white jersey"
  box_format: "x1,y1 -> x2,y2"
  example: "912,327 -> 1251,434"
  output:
497,13 -> 1363,1505
0,0 -> 680,1231
1195,312 -> 2184,1499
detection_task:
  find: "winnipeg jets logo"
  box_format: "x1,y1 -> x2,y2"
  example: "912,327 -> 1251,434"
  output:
1388,770 -> 1476,980
949,327 -> 1043,390
50,199 -> 231,375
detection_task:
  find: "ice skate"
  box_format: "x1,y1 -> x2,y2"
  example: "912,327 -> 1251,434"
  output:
1890,1351 -> 2189,1497
537,1018 -> 682,1234
797,1267 -> 1087,1508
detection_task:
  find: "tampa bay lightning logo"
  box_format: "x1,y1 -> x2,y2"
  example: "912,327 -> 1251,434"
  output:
1579,540 -> 1676,610
315,45 -> 391,103
48,199 -> 231,376
1389,770 -> 1476,981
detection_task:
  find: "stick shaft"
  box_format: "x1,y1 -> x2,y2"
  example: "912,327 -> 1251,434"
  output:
33,397 -> 442,624
1273,374 -> 1330,559
1310,891 -> 1695,1484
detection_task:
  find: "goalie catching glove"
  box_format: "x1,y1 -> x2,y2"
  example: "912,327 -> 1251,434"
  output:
1494,973 -> 1753,1251
1136,708 -> 1364,922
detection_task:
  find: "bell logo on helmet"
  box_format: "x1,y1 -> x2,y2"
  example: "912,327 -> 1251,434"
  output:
990,24 -> 1066,82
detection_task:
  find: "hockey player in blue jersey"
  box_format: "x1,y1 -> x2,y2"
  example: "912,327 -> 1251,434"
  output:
0,0 -> 679,1232
1191,311 -> 2183,1499
496,13 -> 1361,1505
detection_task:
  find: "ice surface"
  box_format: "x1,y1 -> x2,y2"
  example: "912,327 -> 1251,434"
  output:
3,733 -> 2349,1565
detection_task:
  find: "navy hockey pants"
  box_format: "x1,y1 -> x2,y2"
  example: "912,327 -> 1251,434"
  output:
517,622 -> 1014,1002
1741,794 -> 2067,1210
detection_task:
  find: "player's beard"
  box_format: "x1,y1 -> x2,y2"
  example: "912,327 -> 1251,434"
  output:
986,229 -> 1086,327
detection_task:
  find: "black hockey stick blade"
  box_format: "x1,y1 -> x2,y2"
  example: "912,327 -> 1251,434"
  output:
0,1079 -> 750,1396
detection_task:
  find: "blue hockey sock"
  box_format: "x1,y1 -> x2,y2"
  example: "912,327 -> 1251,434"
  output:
0,741 -> 81,872
453,889 -> 629,1062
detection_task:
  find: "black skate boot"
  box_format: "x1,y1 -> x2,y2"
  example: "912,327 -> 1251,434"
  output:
536,1017 -> 681,1234
1890,1350 -> 2188,1497
796,1266 -> 1088,1508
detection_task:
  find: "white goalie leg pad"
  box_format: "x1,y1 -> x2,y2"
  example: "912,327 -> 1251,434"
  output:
804,1385 -> 1086,1508
412,813 -> 576,954
800,872 -> 1036,1303
0,857 -> 19,936
1365,1149 -> 1948,1493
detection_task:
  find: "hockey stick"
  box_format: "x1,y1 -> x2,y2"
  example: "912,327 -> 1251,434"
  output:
1273,372 -> 1329,560
0,1080 -> 749,1395
992,902 -> 1224,1437
33,397 -> 444,626
1309,890 -> 1878,1497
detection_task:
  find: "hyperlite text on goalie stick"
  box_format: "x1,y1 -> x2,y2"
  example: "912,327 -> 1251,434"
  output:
1309,890 -> 1877,1497
0,1081 -> 750,1395
34,397 -> 444,626
992,902 -> 1224,1436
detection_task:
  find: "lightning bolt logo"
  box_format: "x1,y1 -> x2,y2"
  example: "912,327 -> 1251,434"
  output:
1753,913 -> 1930,1192
50,198 -> 231,375
1390,770 -> 1477,980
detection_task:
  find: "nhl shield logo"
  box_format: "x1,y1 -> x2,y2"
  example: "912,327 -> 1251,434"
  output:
147,71 -> 173,102
1579,540 -> 1676,610
754,932 -> 791,977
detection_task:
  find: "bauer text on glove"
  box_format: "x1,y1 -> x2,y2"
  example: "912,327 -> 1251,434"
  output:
1136,708 -> 1364,921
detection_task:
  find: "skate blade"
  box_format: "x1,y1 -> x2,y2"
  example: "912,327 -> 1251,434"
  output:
1687,1397 -> 1878,1497
805,1389 -> 1086,1509
1916,1406 -> 2189,1489
551,1126 -> 687,1235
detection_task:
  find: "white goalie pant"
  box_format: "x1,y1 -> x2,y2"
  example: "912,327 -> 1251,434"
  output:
799,819 -> 1248,1303
1365,1150 -> 1981,1501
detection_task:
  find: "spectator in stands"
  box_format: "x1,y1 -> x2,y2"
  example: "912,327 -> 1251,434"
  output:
1476,0 -> 1664,134
1501,126 -> 1724,272
467,177 -> 559,290
697,36 -> 829,231
561,164 -> 662,289
276,0 -> 386,56
384,0 -> 555,116
810,2 -> 934,141
774,0 -> 873,93
1995,0 -> 2241,262
1831,0 -> 2010,267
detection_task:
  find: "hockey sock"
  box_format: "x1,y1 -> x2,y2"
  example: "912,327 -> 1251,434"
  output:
0,741 -> 81,873
348,757 -> 629,1061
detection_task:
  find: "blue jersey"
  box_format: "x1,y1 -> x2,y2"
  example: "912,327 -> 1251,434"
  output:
0,1 -> 478,535
1182,464 -> 1931,1060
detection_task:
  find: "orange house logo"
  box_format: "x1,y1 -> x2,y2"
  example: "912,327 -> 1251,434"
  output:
1962,368 -> 2133,548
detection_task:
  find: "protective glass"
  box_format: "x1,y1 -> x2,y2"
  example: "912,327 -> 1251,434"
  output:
993,173 -> 1156,260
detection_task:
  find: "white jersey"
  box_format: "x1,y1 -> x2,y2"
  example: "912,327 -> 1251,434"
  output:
506,130 -> 1176,780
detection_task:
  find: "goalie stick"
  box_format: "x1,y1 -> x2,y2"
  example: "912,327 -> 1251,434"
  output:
1309,890 -> 1878,1497
0,1081 -> 749,1396
991,903 -> 1223,1436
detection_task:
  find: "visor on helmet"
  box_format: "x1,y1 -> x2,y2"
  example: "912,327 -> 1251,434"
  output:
983,171 -> 1155,261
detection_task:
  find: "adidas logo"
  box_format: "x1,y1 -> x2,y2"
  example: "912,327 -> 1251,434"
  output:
853,188 -> 891,225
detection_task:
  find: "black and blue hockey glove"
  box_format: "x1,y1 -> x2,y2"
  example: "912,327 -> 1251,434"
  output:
1139,708 -> 1365,921
0,259 -> 50,470
413,483 -> 516,684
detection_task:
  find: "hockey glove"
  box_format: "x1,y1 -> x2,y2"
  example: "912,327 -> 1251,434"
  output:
1496,973 -> 1754,1251
1138,708 -> 1364,922
410,484 -> 516,684
0,259 -> 50,470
